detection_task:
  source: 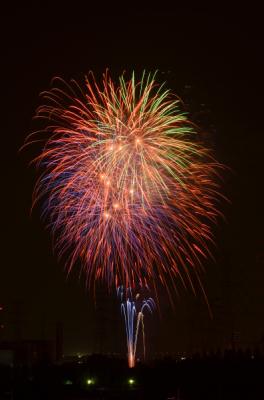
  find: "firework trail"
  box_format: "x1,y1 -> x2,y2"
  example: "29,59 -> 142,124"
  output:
118,287 -> 155,368
27,70 -> 223,297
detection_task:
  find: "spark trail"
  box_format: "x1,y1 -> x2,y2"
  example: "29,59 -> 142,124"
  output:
118,287 -> 155,368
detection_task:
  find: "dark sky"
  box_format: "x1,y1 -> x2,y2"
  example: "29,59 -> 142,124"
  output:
1,4 -> 263,357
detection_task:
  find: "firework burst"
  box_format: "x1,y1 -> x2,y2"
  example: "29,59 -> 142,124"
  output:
27,71 -> 223,297
118,287 -> 155,368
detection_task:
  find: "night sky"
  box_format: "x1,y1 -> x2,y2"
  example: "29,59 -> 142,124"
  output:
2,4 -> 263,358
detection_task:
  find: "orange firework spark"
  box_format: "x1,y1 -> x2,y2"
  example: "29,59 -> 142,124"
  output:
27,71 -> 224,298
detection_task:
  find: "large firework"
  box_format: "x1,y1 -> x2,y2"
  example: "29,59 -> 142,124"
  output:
28,71 -> 222,296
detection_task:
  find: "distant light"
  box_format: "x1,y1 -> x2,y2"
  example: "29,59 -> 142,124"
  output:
181,356 -> 186,361
64,379 -> 73,385
128,378 -> 135,385
86,378 -> 94,385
